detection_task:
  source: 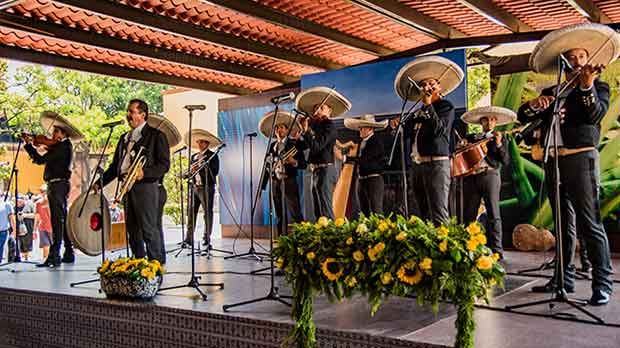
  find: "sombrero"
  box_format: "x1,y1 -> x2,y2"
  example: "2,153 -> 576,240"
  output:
461,106 -> 517,126
295,86 -> 351,118
147,113 -> 182,148
40,111 -> 84,141
394,56 -> 464,101
344,114 -> 388,131
258,110 -> 301,138
183,129 -> 222,150
530,23 -> 620,74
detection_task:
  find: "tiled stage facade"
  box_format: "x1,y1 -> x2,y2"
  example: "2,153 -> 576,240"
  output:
1,239 -> 620,348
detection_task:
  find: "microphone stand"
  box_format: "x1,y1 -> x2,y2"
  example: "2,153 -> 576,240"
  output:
167,148 -> 188,256
504,55 -> 605,324
158,107 -> 224,301
70,124 -> 117,287
0,138 -> 38,271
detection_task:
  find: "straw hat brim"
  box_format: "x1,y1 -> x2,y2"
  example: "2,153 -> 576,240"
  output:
344,118 -> 388,131
147,114 -> 182,148
183,129 -> 222,149
295,86 -> 352,118
394,56 -> 464,101
461,106 -> 517,126
40,111 -> 84,141
530,23 -> 620,74
258,110 -> 301,138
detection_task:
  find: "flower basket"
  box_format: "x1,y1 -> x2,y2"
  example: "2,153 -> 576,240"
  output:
98,257 -> 164,300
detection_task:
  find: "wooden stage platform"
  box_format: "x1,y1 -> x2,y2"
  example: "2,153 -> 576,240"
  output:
1,238 -> 619,348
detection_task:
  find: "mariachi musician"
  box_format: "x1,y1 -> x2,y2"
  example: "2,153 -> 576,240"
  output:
183,129 -> 221,249
518,23 -> 617,305
344,114 -> 388,216
395,56 -> 464,225
98,99 -> 170,264
23,111 -> 83,267
459,106 -> 515,258
297,87 -> 352,220
259,110 -> 306,236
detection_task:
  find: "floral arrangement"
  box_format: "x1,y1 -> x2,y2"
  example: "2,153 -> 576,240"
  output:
98,257 -> 165,281
273,214 -> 505,348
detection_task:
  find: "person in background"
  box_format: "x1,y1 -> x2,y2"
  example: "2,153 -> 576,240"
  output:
34,185 -> 53,260
19,196 -> 36,260
0,194 -> 15,264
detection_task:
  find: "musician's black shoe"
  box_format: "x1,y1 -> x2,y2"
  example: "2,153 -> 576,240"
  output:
589,290 -> 611,306
531,281 -> 574,294
61,251 -> 75,264
201,239 -> 211,247
36,257 -> 61,268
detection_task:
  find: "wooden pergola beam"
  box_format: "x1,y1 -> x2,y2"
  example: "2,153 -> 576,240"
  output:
346,0 -> 466,40
565,0 -> 612,23
0,13 -> 296,84
203,0 -> 395,56
51,0 -> 343,70
457,0 -> 534,32
0,44 -> 256,95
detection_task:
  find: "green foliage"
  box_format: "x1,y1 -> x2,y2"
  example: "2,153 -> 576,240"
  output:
274,215 -> 505,348
163,154 -> 188,225
467,64 -> 490,110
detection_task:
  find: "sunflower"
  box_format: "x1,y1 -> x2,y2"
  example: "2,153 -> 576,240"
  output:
98,260 -> 111,273
397,261 -> 423,285
321,258 -> 344,281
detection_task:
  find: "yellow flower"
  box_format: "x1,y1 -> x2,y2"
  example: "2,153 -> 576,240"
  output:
475,233 -> 487,245
489,278 -> 497,286
438,226 -> 449,237
381,272 -> 393,285
353,250 -> 365,262
439,240 -> 448,253
344,275 -> 357,288
378,221 -> 389,232
335,217 -> 346,227
141,268 -> 156,280
408,215 -> 419,224
275,257 -> 284,269
492,253 -> 501,262
301,221 -> 312,227
306,252 -> 316,261
466,239 -> 479,251
373,242 -> 385,253
356,223 -> 369,234
395,231 -> 407,241
346,237 -> 354,245
321,258 -> 343,281
466,222 -> 481,236
317,216 -> 330,228
397,263 -> 423,285
476,256 -> 493,270
99,260 -> 111,273
419,257 -> 432,271
367,248 -> 378,262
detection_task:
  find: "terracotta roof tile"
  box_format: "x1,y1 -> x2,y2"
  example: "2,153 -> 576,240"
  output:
491,0 -> 587,30
592,0 -> 620,22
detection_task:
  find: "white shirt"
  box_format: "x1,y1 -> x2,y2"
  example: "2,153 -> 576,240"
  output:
120,121 -> 147,174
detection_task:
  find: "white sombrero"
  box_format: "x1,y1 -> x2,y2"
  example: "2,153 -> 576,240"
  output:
530,23 -> 620,74
394,56 -> 464,101
344,114 -> 388,131
40,111 -> 84,141
258,110 -> 301,138
461,106 -> 517,126
295,86 -> 351,118
147,113 -> 182,148
183,129 -> 222,150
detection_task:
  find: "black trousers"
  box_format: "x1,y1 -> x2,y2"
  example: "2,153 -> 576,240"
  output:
463,169 -> 503,253
383,171 -> 406,217
545,151 -> 612,294
47,181 -> 72,261
124,182 -> 163,262
311,166 -> 335,220
187,185 -> 215,245
359,175 -> 384,217
157,184 -> 167,264
411,160 -> 450,225
272,176 -> 303,236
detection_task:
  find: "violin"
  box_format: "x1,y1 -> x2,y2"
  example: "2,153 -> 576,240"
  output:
21,133 -> 59,147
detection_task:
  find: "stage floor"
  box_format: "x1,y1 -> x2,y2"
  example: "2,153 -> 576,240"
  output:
1,238 -> 620,348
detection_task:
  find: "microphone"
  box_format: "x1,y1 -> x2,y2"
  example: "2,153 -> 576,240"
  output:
293,108 -> 309,117
245,132 -> 257,137
184,105 -> 206,111
173,145 -> 187,154
270,92 -> 295,104
102,119 -> 124,128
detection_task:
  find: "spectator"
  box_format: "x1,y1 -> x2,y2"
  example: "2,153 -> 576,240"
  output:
17,196 -> 35,260
0,194 -> 15,264
34,185 -> 53,260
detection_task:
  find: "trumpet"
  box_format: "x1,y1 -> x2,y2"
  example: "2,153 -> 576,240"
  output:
274,147 -> 297,180
115,147 -> 146,203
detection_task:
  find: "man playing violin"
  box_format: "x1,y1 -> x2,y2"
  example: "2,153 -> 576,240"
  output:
518,47 -> 613,305
459,107 -> 514,259
23,118 -> 75,267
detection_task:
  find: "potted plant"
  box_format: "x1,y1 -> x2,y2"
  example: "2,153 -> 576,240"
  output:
98,257 -> 164,300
